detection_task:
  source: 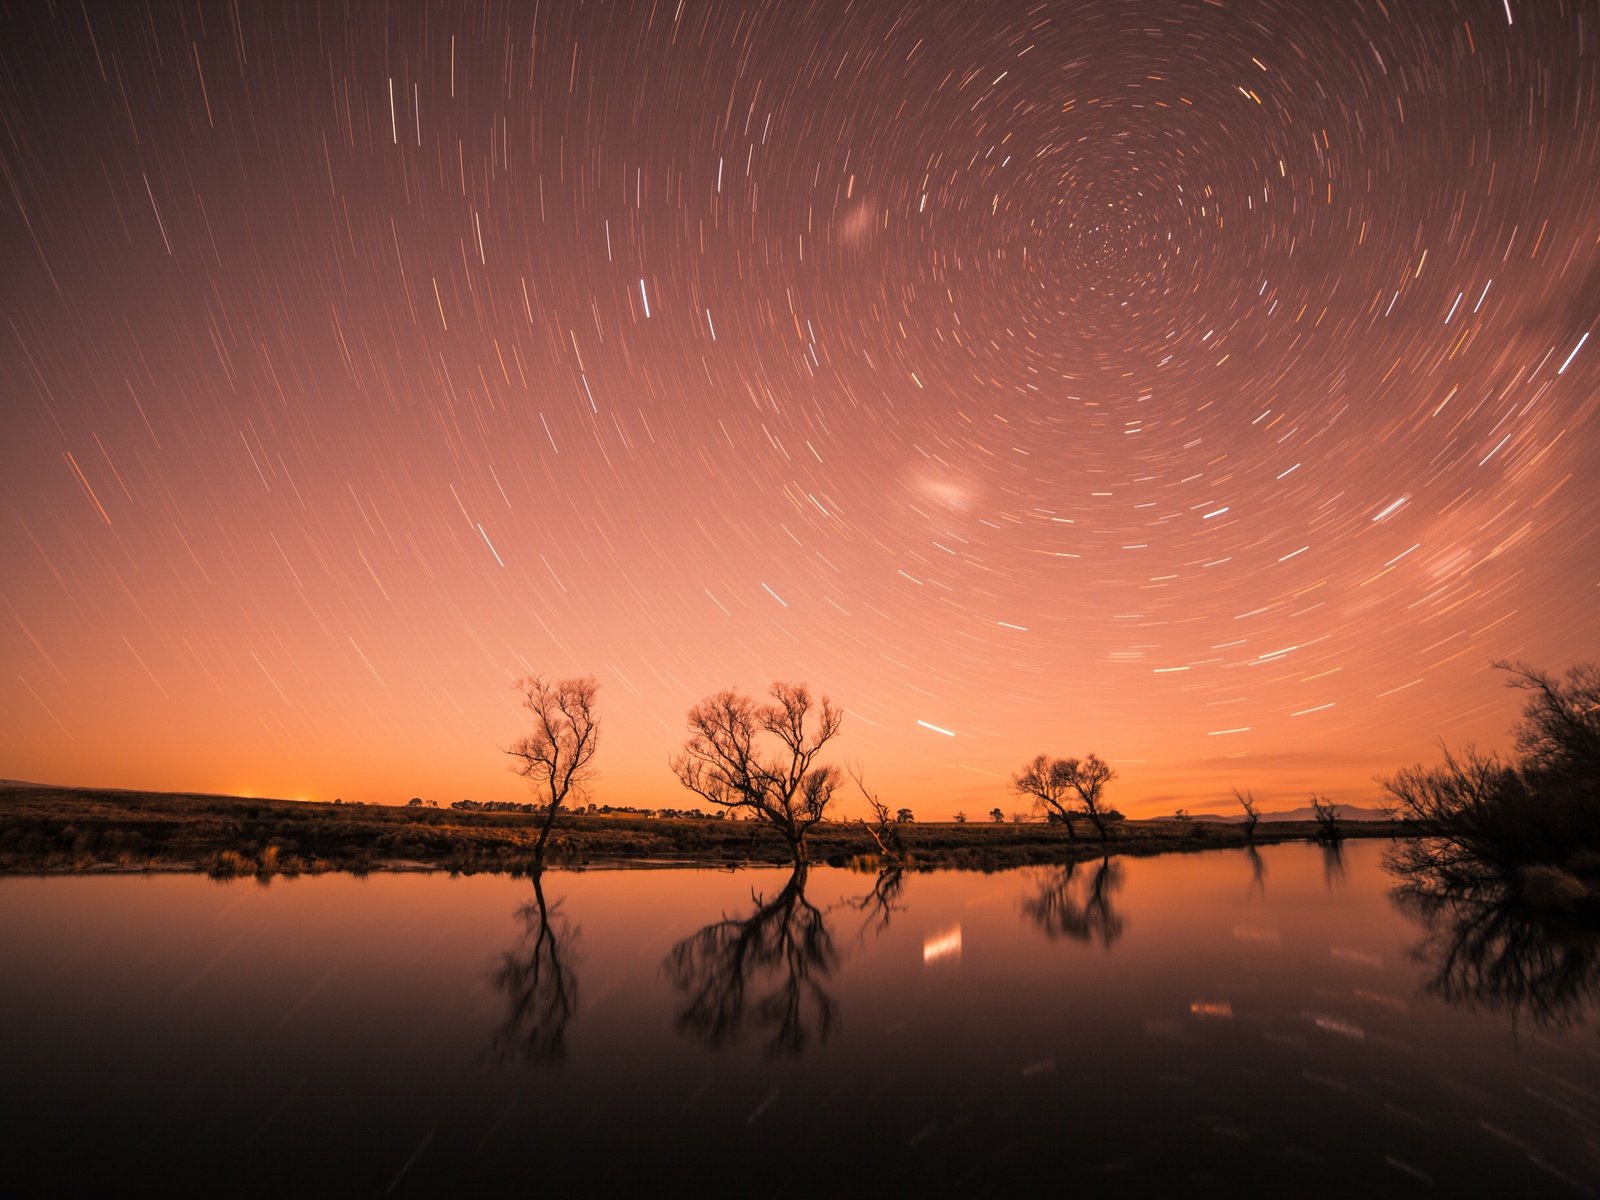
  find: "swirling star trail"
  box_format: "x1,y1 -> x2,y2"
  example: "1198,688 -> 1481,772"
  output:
2,1 -> 1596,815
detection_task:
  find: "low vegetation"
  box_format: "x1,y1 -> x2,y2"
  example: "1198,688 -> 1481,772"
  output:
0,782 -> 1402,878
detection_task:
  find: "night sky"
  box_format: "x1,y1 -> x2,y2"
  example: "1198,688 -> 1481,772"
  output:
3,0 -> 1596,817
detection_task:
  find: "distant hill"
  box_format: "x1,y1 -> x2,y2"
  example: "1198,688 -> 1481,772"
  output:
1156,804 -> 1391,824
1264,803 -> 1390,823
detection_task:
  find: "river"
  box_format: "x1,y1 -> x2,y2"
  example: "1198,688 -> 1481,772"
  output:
2,839 -> 1596,1194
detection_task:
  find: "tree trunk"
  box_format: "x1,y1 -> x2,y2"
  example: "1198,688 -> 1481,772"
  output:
533,802 -> 560,860
786,825 -> 810,868
858,819 -> 890,858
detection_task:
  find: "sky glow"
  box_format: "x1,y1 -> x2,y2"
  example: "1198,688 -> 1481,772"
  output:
2,1 -> 1597,816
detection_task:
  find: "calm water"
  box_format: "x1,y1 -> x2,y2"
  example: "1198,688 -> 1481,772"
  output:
2,840 -> 1597,1195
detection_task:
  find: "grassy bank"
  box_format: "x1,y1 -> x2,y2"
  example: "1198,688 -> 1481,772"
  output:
0,783 -> 1406,877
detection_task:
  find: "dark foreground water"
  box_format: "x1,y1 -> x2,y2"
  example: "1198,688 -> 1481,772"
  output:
2,840 -> 1597,1196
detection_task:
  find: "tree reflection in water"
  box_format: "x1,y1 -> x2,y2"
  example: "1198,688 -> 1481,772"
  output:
1396,880 -> 1600,1030
1321,838 -> 1346,891
847,867 -> 905,940
665,867 -> 839,1057
489,871 -> 580,1064
1244,844 -> 1267,898
1022,857 -> 1124,948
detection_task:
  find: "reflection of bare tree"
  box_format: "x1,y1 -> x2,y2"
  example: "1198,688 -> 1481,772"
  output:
490,872 -> 579,1064
1244,845 -> 1267,898
665,867 -> 838,1057
1320,839 -> 1346,891
1397,882 -> 1600,1029
1023,858 -> 1124,948
846,867 -> 905,940
1385,830 -> 1514,893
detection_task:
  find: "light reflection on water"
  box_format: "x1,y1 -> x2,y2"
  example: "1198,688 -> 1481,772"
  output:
2,840 -> 1597,1194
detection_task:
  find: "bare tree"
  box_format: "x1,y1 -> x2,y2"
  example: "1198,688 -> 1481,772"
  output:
1384,745 -> 1522,888
1234,787 -> 1261,842
1309,793 -> 1342,842
1385,744 -> 1510,831
1012,755 -> 1079,840
1013,753 -> 1118,839
1497,659 -> 1600,785
671,683 -> 842,866
849,765 -> 905,865
507,675 -> 600,861
1068,755 -> 1119,838
1382,661 -> 1600,892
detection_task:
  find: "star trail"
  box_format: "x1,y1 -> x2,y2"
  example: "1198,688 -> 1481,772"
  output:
2,0 -> 1596,815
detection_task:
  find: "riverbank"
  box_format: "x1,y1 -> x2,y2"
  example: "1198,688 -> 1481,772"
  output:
0,782 -> 1406,876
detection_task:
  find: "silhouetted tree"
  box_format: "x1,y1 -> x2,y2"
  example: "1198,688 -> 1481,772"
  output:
1013,753 -> 1117,839
1013,755 -> 1078,839
849,765 -> 905,865
506,675 -> 600,861
671,683 -> 842,866
1023,858 -> 1124,948
489,872 -> 579,1064
1234,788 -> 1260,842
1383,662 -> 1600,892
989,807 -> 1005,824
895,807 -> 915,824
953,811 -> 967,824
1500,659 -> 1600,787
1385,746 -> 1518,887
665,868 -> 838,1056
1309,793 -> 1342,842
